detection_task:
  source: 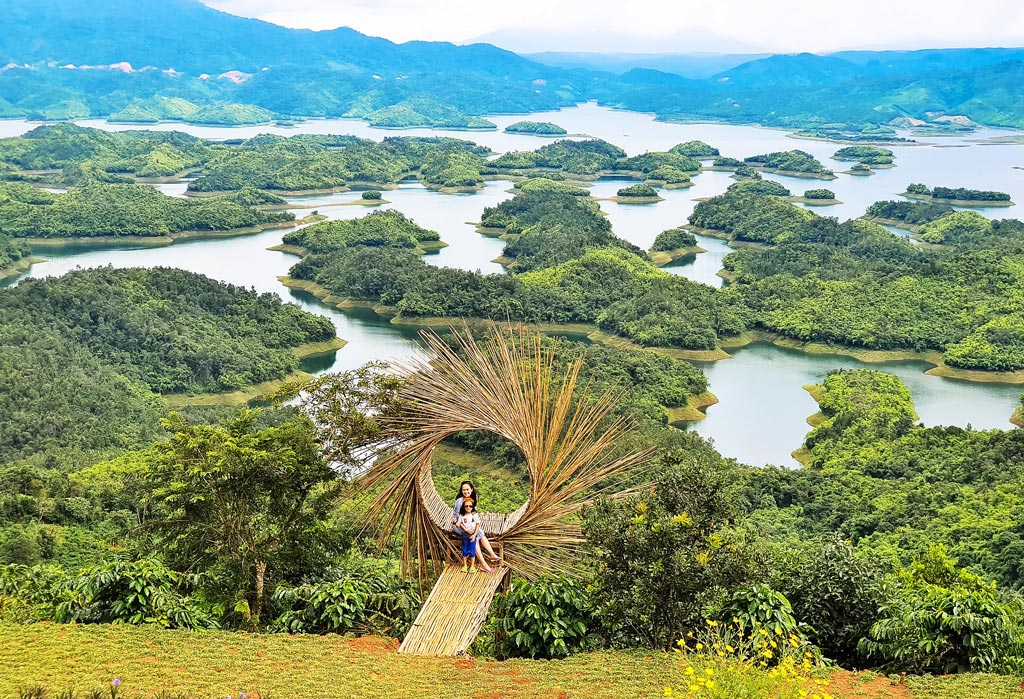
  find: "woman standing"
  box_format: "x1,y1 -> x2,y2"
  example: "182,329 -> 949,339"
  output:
451,481 -> 501,563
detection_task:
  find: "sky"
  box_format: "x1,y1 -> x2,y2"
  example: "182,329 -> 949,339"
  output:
202,0 -> 1024,54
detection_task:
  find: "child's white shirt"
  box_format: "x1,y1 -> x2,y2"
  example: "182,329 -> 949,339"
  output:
459,512 -> 481,540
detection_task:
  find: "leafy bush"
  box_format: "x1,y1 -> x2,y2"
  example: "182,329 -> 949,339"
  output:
858,547 -> 1024,674
584,448 -> 769,649
780,534 -> 886,666
717,584 -> 803,639
269,559 -> 420,637
489,576 -> 593,659
0,558 -> 219,629
361,189 -> 382,200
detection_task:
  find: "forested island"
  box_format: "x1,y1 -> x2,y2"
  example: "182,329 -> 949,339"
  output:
742,150 -> 835,179
503,121 -> 568,135
0,182 -> 294,242
903,183 -> 1014,207
831,145 -> 895,166
610,183 -> 662,202
649,226 -> 703,265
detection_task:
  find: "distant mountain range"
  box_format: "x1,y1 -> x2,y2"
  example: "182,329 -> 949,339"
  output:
3,0 -> 1024,131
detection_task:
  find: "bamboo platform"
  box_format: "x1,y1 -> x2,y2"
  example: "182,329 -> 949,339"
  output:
398,563 -> 509,656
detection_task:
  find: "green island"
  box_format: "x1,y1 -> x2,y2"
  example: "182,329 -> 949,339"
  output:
862,199 -> 955,231
831,145 -> 895,166
792,188 -> 840,205
792,123 -> 913,143
609,182 -> 663,203
743,150 -> 836,179
278,209 -> 447,256
649,226 -> 705,265
706,155 -> 745,170
726,177 -> 791,197
644,164 -> 693,187
0,181 -> 295,244
669,140 -> 720,158
847,163 -> 875,175
903,183 -> 1014,207
503,120 -> 568,135
487,138 -> 702,181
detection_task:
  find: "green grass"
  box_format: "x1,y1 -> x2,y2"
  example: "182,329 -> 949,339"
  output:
0,623 -> 1020,699
905,673 -> 1024,699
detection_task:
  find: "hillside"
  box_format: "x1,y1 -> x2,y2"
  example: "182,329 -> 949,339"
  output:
3,2 -> 1024,129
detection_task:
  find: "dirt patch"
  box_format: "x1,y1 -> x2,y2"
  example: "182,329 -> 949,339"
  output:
828,669 -> 912,699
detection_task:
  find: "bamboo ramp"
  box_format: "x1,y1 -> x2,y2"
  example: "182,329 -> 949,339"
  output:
399,563 -> 509,656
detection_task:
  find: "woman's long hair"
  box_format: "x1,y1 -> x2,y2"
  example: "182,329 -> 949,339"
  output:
455,480 -> 477,507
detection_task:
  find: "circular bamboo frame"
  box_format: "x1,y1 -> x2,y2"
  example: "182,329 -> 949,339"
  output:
359,324 -> 653,582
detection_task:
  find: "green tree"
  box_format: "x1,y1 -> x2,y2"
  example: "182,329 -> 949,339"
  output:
139,410 -> 341,626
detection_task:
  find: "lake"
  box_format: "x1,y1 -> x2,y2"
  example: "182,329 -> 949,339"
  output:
5,103 -> 1023,466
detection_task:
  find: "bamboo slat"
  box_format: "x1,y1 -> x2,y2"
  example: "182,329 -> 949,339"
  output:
398,563 -> 509,656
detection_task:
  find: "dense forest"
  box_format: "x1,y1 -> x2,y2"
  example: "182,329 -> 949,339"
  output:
1,266 -> 335,400
0,182 -> 293,238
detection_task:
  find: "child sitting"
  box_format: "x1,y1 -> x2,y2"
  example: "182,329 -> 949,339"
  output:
456,498 -> 494,574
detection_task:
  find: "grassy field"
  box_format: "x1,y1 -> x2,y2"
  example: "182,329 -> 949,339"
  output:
1,624 -> 1022,699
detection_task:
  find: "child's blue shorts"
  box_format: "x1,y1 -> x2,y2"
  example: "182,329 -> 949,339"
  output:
462,536 -> 476,558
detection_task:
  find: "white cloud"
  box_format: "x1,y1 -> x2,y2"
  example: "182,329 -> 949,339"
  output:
202,0 -> 1024,53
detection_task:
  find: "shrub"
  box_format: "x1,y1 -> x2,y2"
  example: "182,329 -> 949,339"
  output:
717,584 -> 802,639
0,559 -> 219,630
780,534 -> 885,667
361,190 -> 382,200
269,559 -> 420,637
584,449 -> 769,649
489,576 -> 593,659
858,547 -> 1024,674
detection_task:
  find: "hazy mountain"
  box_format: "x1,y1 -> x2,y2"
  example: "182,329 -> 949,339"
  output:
4,0 -> 1024,130
466,27 -> 764,55
1,0 -> 548,76
525,52 -> 770,79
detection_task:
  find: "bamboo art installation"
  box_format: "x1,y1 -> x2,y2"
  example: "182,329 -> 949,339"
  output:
358,324 -> 652,655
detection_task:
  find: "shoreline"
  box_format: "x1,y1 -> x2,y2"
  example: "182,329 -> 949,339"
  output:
721,329 -> 1024,385
901,192 -> 1014,207
0,256 -> 43,282
788,196 -> 841,206
649,246 -> 706,266
277,279 -> 1024,386
20,218 -> 308,251
666,391 -> 720,425
276,276 -> 731,363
